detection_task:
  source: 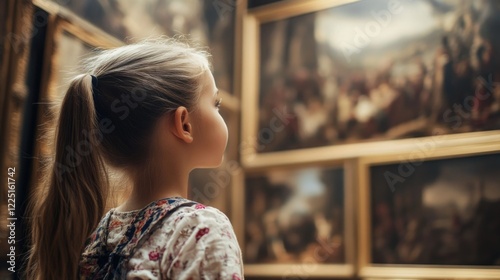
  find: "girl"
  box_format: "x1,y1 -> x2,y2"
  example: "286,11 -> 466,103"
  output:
25,39 -> 243,279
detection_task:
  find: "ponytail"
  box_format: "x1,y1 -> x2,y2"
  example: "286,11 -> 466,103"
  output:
25,74 -> 109,280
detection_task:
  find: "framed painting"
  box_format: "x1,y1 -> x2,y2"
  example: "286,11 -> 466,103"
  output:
240,0 -> 500,167
358,141 -> 500,279
35,0 -> 237,96
235,161 -> 356,277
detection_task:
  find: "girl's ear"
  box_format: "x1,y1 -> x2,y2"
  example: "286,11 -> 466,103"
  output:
171,106 -> 193,143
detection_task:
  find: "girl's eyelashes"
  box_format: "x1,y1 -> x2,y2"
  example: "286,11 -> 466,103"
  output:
215,98 -> 222,109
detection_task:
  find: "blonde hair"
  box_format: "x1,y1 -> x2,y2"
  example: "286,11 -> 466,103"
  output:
25,38 -> 211,280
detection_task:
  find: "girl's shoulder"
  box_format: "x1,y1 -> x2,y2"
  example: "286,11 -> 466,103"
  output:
110,197 -> 229,225
162,201 -> 235,236
106,198 -> 234,242
168,201 -> 231,222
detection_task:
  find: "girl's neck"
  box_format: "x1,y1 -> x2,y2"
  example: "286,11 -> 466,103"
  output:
116,165 -> 191,212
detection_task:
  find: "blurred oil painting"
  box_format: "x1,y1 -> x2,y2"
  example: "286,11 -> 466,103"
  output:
369,153 -> 500,265
245,167 -> 345,264
257,0 -> 500,153
51,0 -> 235,92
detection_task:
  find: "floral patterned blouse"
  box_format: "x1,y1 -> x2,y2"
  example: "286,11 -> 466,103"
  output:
79,197 -> 243,279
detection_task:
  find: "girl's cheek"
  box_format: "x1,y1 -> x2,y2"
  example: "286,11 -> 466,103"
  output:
218,116 -> 229,147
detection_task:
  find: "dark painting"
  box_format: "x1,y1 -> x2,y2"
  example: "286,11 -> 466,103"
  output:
370,153 -> 500,265
245,167 -> 345,264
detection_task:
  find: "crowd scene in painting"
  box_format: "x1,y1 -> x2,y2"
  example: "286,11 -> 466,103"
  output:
258,0 -> 500,152
244,169 -> 345,264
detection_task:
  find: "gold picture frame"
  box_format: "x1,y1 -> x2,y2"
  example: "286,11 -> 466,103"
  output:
357,140 -> 500,279
240,0 -> 500,168
233,159 -> 357,278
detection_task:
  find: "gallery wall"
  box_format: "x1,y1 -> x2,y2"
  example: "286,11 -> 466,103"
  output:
0,0 -> 499,279
236,1 -> 500,279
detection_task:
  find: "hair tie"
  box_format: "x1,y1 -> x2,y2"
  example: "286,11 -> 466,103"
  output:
91,75 -> 98,90
90,75 -> 99,104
